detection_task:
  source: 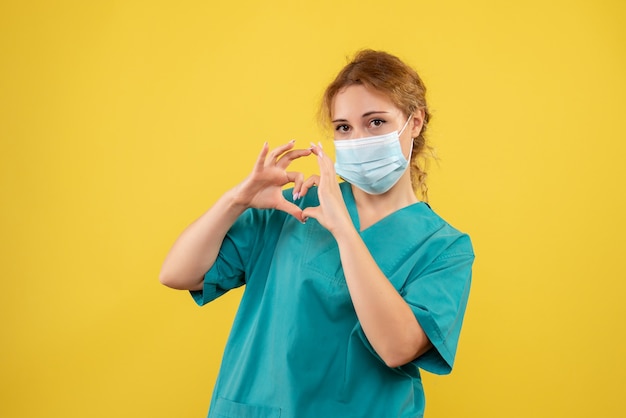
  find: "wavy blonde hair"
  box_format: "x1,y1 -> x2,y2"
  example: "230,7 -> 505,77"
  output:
320,50 -> 434,201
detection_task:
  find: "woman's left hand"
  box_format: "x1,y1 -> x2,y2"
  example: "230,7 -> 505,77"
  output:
300,143 -> 353,235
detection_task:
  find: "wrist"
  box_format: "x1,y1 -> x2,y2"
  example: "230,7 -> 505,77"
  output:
334,226 -> 366,260
330,218 -> 360,242
224,186 -> 250,212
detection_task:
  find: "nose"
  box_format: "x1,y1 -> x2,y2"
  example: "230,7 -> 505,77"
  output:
350,127 -> 368,140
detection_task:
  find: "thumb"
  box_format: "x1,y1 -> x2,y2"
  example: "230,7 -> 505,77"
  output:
276,200 -> 306,223
301,205 -> 321,222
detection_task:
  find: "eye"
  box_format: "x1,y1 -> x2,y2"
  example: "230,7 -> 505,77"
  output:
369,118 -> 386,128
334,124 -> 350,133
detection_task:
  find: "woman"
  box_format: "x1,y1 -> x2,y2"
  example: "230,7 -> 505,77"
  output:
160,50 -> 474,418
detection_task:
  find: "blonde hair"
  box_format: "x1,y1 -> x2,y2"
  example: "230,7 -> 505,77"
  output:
320,50 -> 434,201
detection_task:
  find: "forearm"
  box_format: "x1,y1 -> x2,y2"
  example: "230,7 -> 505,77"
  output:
159,188 -> 247,291
335,228 -> 432,368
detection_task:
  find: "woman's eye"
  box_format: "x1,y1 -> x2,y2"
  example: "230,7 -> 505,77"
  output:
370,119 -> 386,127
335,124 -> 350,133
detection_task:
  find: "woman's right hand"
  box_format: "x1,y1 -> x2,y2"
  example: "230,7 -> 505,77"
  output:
231,140 -> 312,222
160,140 -> 311,290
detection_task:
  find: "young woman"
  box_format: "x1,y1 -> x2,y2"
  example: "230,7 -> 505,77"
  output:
160,50 -> 474,418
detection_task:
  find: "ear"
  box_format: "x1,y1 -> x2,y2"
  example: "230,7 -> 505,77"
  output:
409,109 -> 426,138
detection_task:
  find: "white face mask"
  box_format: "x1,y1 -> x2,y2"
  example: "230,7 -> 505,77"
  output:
333,115 -> 413,195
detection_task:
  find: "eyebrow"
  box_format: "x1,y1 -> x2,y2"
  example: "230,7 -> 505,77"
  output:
332,111 -> 390,124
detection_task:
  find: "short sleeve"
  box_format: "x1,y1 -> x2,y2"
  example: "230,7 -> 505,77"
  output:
404,234 -> 474,375
190,208 -> 265,306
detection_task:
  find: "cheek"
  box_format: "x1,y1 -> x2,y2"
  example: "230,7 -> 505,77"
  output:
401,136 -> 414,159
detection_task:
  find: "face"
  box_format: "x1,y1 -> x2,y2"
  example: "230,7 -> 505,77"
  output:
331,84 -> 423,157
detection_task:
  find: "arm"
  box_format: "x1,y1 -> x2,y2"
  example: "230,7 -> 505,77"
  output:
301,144 -> 431,368
159,141 -> 312,291
159,190 -> 247,291
335,229 -> 432,368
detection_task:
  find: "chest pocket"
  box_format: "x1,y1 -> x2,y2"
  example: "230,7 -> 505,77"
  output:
212,397 -> 281,418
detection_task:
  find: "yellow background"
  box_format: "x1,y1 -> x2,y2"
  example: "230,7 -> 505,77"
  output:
2,0 -> 625,417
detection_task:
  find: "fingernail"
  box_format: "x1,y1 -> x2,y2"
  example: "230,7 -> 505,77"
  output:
293,192 -> 299,200
290,139 -> 296,143
318,141 -> 324,149
301,216 -> 309,224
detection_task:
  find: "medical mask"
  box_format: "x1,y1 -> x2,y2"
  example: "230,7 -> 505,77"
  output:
334,115 -> 413,195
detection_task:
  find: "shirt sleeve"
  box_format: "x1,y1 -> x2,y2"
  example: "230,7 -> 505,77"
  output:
352,229 -> 474,376
189,207 -> 265,306
403,233 -> 474,375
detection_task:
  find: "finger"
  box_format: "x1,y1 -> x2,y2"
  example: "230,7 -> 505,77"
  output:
310,142 -> 333,172
316,141 -> 335,170
309,142 -> 321,157
309,142 -> 326,167
302,205 -> 321,221
297,175 -> 320,198
253,142 -> 270,172
306,146 -> 327,196
310,144 -> 331,187
276,148 -> 313,170
275,199 -> 306,223
315,144 -> 337,183
266,140 -> 296,166
286,171 -> 305,199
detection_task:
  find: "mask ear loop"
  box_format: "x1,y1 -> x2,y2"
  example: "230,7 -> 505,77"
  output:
400,113 -> 414,161
398,113 -> 414,136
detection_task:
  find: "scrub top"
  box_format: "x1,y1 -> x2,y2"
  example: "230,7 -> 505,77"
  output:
191,182 -> 474,418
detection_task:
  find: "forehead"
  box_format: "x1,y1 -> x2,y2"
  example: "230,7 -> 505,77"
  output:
331,84 -> 399,118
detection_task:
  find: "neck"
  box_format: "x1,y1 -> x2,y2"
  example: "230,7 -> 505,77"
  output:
351,173 -> 418,229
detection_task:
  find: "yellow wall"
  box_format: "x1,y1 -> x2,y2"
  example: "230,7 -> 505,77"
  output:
2,1 -> 625,417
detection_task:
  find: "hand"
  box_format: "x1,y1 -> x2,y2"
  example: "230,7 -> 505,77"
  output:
232,141 -> 312,222
301,143 -> 353,234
